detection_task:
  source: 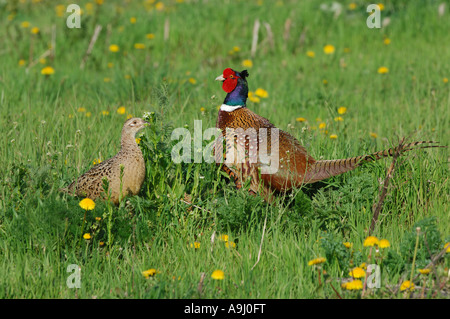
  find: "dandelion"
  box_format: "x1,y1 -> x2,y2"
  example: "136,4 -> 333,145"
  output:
211,269 -> 224,280
348,3 -> 357,10
130,17 -> 137,24
101,110 -> 110,116
400,280 -> 415,291
21,21 -> 31,28
308,257 -> 326,266
93,159 -> 102,165
95,217 -> 101,221
318,122 -> 326,130
142,268 -> 158,278
78,107 -> 87,113
135,138 -> 141,144
378,239 -> 390,248
334,116 -> 344,122
363,236 -> 379,247
107,62 -> 114,68
306,51 -> 315,58
83,233 -> 91,240
219,234 -> 229,242
79,198 -> 95,211
419,268 -> 431,275
329,134 -> 338,139
377,66 -> 389,74
323,44 -> 335,55
190,242 -> 201,249
109,44 -> 120,53
443,78 -> 449,84
41,66 -> 55,75
117,106 -> 126,115
124,75 -> 131,79
31,27 -> 40,34
233,46 -> 241,52
146,33 -> 155,39
103,77 -> 111,83
322,79 -> 328,85
296,117 -> 306,122
248,92 -> 260,103
444,242 -> 450,253
18,59 -> 26,67
370,132 -> 378,138
188,78 -> 197,85
255,88 -> 269,98
349,267 -> 366,278
225,241 -> 236,248
242,59 -> 253,68
343,242 -> 352,249
155,2 -> 165,11
343,47 -> 351,53
377,3 -> 385,11
383,38 -> 391,45
200,107 -> 205,113
337,106 -> 347,115
39,58 -> 46,65
342,280 -> 363,290
134,43 -> 145,49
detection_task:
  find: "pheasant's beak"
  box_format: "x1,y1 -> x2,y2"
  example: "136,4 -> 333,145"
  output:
215,74 -> 225,82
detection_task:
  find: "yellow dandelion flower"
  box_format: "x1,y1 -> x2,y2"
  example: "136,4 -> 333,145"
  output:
349,267 -> 366,278
383,38 -> 391,45
211,270 -> 224,280
306,50 -> 315,58
370,132 -> 378,138
109,44 -> 120,53
343,47 -> 351,53
378,239 -> 390,248
21,21 -> 31,28
142,268 -> 158,278
135,138 -> 141,144
248,92 -> 260,103
296,117 -> 306,122
419,268 -> 431,275
337,106 -> 347,115
155,2 -> 165,11
77,107 -> 86,113
348,3 -> 357,10
93,159 -> 102,165
334,116 -> 344,122
377,3 -> 385,11
134,43 -> 145,49
117,106 -> 126,115
322,79 -> 328,85
444,242 -> 450,253
124,74 -> 131,79
146,33 -> 155,39
31,27 -> 40,34
329,134 -> 338,139
342,280 -> 363,290
95,217 -> 101,221
225,241 -> 236,248
99,241 -> 105,246
18,59 -> 26,67
95,0 -> 104,4
378,66 -> 389,74
103,77 -> 111,83
130,17 -> 137,24
364,236 -> 379,247
200,107 -> 205,113
39,58 -> 46,65
359,262 -> 367,269
188,78 -> 197,85
318,122 -> 326,130
101,110 -> 110,116
308,257 -> 326,266
219,234 -> 229,242
79,198 -> 95,211
83,233 -> 91,240
190,242 -> 201,249
400,280 -> 415,291
41,66 -> 55,75
127,114 -> 133,119
255,88 -> 269,98
343,242 -> 352,249
443,78 -> 449,84
242,59 -> 253,68
107,62 -> 114,68
323,44 -> 335,55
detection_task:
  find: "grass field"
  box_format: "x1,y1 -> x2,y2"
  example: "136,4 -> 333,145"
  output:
0,0 -> 449,299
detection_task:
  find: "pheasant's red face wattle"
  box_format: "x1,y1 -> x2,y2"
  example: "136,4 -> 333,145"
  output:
222,68 -> 238,93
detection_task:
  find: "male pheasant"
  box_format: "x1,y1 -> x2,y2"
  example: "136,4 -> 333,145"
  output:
61,117 -> 149,205
214,68 -> 438,202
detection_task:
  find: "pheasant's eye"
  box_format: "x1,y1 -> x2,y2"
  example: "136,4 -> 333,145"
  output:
229,75 -> 234,79
133,121 -> 137,124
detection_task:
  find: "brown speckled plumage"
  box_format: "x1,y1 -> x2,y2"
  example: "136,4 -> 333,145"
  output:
61,117 -> 149,205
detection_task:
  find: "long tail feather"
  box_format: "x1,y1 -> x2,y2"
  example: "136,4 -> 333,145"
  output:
303,141 -> 442,183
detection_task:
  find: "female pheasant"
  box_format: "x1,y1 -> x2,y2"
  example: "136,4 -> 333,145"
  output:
61,117 -> 149,205
214,67 -> 438,202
